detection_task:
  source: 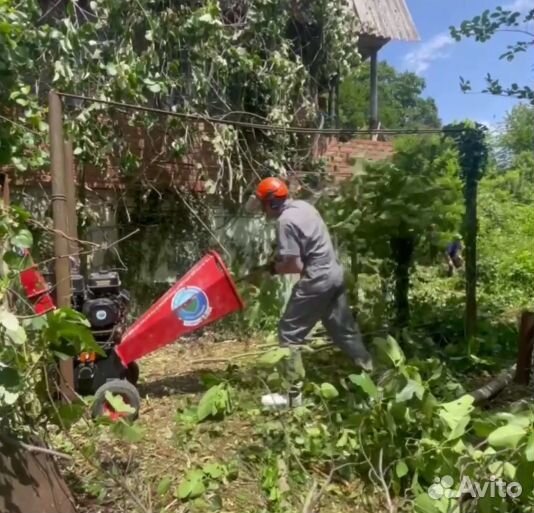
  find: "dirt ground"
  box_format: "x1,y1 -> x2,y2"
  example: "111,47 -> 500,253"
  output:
61,337 -> 372,513
66,337 -> 257,512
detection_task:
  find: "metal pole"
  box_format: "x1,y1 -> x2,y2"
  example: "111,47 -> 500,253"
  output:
369,49 -> 379,130
49,91 -> 75,399
64,140 -> 79,264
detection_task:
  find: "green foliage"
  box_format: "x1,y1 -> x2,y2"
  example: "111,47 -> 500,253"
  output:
450,6 -> 534,101
177,469 -> 207,500
0,0 -> 359,186
444,122 -> 490,347
499,104 -> 534,158
0,205 -> 101,434
251,337 -> 534,512
358,136 -> 462,249
176,462 -> 231,502
258,347 -> 291,366
104,391 -> 136,415
318,135 -> 462,326
444,122 -> 489,184
408,114 -> 531,355
339,61 -> 441,129
156,476 -> 172,496
196,382 -> 233,422
318,382 -> 339,399
477,173 -> 534,313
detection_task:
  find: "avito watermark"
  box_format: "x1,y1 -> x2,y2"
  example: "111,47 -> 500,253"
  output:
428,475 -> 522,500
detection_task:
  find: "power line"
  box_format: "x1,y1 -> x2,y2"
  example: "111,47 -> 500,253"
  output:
56,91 -> 472,136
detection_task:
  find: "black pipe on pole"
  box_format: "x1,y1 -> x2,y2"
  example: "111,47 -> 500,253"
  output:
64,140 -> 79,266
369,49 -> 379,130
49,91 -> 75,399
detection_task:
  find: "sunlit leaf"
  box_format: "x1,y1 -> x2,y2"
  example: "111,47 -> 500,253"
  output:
488,424 -> 527,449
10,229 -> 33,249
104,391 -> 136,414
157,476 -> 172,496
319,382 -> 339,399
348,373 -> 379,399
176,469 -> 206,500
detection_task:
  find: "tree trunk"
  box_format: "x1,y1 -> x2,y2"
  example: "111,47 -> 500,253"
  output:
390,236 -> 415,328
470,365 -> 516,404
464,178 -> 478,352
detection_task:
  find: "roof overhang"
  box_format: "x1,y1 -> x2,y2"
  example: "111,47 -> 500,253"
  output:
352,0 -> 419,59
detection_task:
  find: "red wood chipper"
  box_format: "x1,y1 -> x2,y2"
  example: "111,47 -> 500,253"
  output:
19,251 -> 245,420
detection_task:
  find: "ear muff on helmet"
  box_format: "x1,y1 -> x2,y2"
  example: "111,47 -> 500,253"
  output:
268,197 -> 285,210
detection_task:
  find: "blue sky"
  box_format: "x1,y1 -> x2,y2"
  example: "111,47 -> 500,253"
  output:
379,0 -> 533,130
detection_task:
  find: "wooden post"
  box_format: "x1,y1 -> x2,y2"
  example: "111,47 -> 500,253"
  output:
514,311 -> 534,385
48,91 -> 75,399
464,179 -> 478,351
369,49 -> 379,130
0,173 -> 11,309
1,173 -> 10,207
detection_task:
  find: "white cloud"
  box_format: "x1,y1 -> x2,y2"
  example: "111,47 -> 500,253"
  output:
504,0 -> 532,13
477,119 -> 504,135
402,33 -> 454,75
477,120 -> 495,132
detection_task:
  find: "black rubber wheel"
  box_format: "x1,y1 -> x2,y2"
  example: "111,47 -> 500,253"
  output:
124,361 -> 140,385
91,379 -> 141,422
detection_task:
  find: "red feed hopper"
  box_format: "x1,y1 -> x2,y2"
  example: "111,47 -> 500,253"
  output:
115,251 -> 244,366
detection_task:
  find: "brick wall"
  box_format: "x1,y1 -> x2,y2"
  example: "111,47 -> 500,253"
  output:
3,128 -> 394,192
319,137 -> 394,182
4,117 -> 219,193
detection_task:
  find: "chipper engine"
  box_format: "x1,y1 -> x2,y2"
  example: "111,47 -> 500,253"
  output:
43,268 -> 137,395
20,251 -> 244,421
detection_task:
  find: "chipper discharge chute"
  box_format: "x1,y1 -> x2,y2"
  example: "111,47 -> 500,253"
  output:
20,250 -> 245,421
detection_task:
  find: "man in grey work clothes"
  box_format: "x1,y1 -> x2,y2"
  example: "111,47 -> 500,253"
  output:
246,177 -> 373,407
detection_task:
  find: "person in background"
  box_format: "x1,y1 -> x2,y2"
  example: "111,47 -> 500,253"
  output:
445,234 -> 464,276
246,176 -> 373,408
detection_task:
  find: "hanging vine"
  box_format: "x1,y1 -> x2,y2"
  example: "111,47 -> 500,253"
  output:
1,0 -> 361,189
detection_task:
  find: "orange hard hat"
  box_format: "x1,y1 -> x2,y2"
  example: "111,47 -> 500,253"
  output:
255,177 -> 289,201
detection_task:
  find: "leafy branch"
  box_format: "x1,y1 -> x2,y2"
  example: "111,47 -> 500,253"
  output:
450,6 -> 534,102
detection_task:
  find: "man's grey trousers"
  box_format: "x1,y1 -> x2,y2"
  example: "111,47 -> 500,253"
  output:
277,266 -> 371,384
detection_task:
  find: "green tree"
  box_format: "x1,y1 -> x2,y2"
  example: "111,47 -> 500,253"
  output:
489,105 -> 533,200
320,136 -> 462,327
450,6 -> 534,102
338,61 -> 441,129
499,104 -> 534,156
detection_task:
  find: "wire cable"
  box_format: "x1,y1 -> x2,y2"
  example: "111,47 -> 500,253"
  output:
56,91 -> 473,136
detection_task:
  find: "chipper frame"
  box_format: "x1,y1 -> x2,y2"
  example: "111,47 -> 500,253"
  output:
20,250 -> 245,421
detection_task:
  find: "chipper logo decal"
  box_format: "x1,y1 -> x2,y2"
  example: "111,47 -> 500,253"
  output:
172,286 -> 212,327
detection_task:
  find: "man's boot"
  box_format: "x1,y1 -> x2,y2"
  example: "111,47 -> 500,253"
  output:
261,346 -> 304,409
